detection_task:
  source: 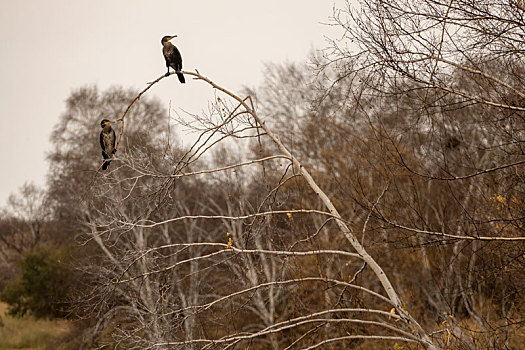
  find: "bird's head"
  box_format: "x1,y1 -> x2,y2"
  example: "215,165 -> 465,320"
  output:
100,119 -> 111,128
161,35 -> 177,45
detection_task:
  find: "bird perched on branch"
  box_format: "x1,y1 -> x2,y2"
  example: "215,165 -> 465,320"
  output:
100,119 -> 116,171
161,35 -> 185,83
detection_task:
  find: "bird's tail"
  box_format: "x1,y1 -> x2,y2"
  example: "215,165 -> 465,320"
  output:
102,159 -> 112,171
177,72 -> 185,84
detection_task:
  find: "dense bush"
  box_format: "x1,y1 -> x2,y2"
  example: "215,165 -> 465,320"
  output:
1,247 -> 70,318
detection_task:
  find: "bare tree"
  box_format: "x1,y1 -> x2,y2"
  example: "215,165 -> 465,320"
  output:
313,1 -> 525,348
44,3 -> 524,349
0,183 -> 49,254
0,182 -> 51,289
70,66 -> 442,349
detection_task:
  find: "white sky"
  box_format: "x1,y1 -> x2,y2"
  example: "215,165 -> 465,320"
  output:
0,0 -> 343,205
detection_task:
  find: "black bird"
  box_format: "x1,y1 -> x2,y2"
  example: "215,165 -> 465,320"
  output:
161,35 -> 185,83
100,119 -> 116,171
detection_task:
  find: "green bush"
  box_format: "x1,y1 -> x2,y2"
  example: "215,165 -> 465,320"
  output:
0,247 -> 69,318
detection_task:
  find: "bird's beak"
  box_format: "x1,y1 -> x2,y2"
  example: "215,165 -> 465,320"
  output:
169,35 -> 178,40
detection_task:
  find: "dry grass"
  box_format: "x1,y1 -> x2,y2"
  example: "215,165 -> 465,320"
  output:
0,303 -> 74,350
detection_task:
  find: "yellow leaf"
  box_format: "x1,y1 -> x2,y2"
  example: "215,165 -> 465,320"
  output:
286,212 -> 293,222
226,232 -> 231,236
389,307 -> 396,319
226,237 -> 233,249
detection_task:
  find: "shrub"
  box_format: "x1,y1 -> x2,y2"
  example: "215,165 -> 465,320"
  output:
0,247 -> 69,318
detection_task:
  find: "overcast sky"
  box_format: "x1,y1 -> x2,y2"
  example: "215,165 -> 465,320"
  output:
0,0 -> 343,205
